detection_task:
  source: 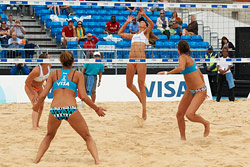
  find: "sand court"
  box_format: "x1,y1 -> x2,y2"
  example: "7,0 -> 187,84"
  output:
1,99 -> 250,167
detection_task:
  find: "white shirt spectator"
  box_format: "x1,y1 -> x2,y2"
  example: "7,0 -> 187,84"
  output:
217,57 -> 232,74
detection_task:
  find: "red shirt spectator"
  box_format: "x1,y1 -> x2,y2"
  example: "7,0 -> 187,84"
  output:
104,16 -> 120,34
84,33 -> 99,53
62,26 -> 74,37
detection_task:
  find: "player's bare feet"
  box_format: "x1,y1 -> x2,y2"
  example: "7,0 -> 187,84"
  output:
204,121 -> 210,137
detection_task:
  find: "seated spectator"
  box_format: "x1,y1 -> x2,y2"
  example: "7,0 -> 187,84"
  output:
169,11 -> 182,35
10,19 -> 26,39
129,18 -> 139,34
62,20 -> 76,48
221,36 -> 235,57
182,15 -> 198,37
84,33 -> 99,58
76,21 -> 87,42
0,20 -> 11,47
60,5 -> 75,16
8,32 -> 21,58
156,10 -> 170,39
104,16 -> 120,35
10,63 -> 30,75
47,5 -> 60,16
7,14 -> 15,29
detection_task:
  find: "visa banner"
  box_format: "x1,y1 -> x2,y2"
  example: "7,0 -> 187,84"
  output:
0,74 -> 212,103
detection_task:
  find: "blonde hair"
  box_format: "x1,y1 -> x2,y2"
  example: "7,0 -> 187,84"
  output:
60,51 -> 74,67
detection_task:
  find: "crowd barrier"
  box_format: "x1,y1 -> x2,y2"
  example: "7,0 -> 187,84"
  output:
0,75 -> 212,103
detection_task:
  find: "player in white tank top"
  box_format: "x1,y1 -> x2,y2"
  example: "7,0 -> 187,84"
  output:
118,7 -> 159,120
24,53 -> 51,130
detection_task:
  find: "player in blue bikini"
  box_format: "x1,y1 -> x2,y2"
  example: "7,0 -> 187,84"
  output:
158,40 -> 210,140
33,51 -> 106,164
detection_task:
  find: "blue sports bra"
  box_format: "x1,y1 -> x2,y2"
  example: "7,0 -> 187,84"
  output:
180,59 -> 198,75
52,69 -> 77,93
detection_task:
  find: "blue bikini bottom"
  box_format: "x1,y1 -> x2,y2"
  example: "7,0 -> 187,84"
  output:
50,106 -> 78,120
189,86 -> 207,96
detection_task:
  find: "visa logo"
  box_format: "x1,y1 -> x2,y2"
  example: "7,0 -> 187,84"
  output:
57,82 -> 69,86
145,81 -> 187,98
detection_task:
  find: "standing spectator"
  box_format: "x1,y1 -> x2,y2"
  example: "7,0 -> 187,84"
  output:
8,32 -> 21,58
169,11 -> 182,35
9,5 -> 20,15
221,36 -> 235,57
76,21 -> 87,42
84,33 -> 99,58
104,16 -> 120,35
125,0 -> 136,12
62,20 -> 76,48
7,14 -> 15,29
82,51 -> 104,103
203,45 -> 218,96
47,5 -> 60,16
156,10 -> 170,39
0,20 -> 11,47
60,5 -> 75,16
19,5 -> 34,18
182,15 -> 198,37
216,47 -> 235,102
136,9 -> 146,23
129,18 -> 139,34
10,19 -> 26,39
10,63 -> 30,75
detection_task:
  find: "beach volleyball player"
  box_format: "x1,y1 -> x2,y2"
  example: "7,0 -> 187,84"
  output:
32,51 -> 106,164
25,53 -> 51,130
158,40 -> 210,140
118,7 -> 159,120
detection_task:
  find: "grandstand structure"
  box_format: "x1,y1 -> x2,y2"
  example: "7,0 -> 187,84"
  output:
0,1 -> 249,72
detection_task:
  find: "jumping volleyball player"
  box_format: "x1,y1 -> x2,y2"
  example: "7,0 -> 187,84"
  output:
25,53 -> 51,130
158,40 -> 210,140
118,7 -> 159,120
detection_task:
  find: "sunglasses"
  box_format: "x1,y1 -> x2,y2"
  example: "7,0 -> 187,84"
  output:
77,24 -> 82,25
160,13 -> 164,14
2,23 -> 6,24
95,55 -> 101,57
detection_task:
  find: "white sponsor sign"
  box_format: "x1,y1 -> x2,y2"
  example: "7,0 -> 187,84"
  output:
0,75 -> 212,103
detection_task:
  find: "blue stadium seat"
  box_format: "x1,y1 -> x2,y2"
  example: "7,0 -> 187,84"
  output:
181,35 -> 191,42
154,11 -> 160,16
92,6 -> 102,9
165,11 -> 173,18
0,14 -> 7,21
158,35 -> 168,41
169,35 -> 180,42
182,23 -> 188,29
121,10 -> 131,16
188,42 -> 197,49
192,35 -> 203,42
152,29 -> 162,35
92,28 -> 104,34
88,22 -> 96,28
92,15 -> 104,22
98,10 -> 109,15
116,41 -> 130,59
98,34 -> 108,41
110,10 -> 120,16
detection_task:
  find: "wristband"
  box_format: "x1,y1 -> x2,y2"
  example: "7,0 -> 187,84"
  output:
164,71 -> 168,75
